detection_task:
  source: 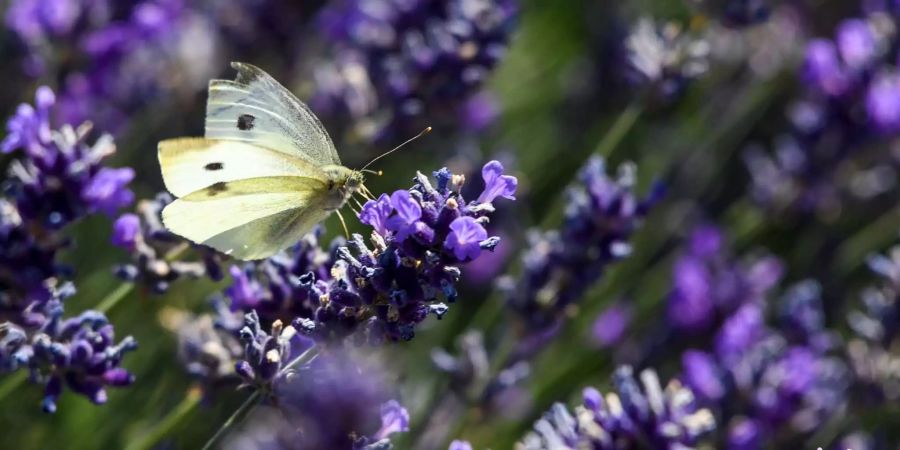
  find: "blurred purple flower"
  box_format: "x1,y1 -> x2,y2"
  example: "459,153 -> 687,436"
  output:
81,168 -> 136,216
728,418 -> 762,450
226,353 -> 408,449
461,92 -> 500,131
448,441 -> 473,450
625,18 -> 710,99
1,86 -> 54,155
590,304 -> 631,347
503,157 -> 660,351
866,71 -> 900,132
313,0 -> 519,141
111,213 -> 140,251
682,350 -> 726,402
112,193 -> 223,293
373,400 -> 410,440
519,366 -> 715,449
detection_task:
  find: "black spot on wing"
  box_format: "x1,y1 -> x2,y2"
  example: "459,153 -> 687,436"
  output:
208,182 -> 229,196
205,162 -> 224,171
237,114 -> 255,130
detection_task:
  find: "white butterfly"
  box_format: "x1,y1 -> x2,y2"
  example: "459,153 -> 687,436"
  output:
158,62 -> 367,260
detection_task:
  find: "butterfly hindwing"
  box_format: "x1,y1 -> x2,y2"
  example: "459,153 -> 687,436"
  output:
158,138 -> 328,197
161,176 -> 331,260
205,62 -> 341,166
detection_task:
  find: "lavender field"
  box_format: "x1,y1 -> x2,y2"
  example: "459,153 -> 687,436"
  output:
0,0 -> 898,449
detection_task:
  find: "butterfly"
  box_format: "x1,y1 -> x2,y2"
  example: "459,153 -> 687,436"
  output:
157,62 -> 374,260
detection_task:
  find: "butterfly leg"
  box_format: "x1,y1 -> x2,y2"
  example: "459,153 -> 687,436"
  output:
335,209 -> 351,239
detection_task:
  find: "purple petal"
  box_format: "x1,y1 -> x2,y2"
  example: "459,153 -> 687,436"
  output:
444,217 -> 488,261
111,213 -> 141,250
359,193 -> 392,235
477,160 -> 517,204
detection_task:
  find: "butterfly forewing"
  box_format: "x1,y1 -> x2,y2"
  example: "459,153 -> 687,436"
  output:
161,176 -> 330,260
204,62 -> 341,166
158,138 -> 329,197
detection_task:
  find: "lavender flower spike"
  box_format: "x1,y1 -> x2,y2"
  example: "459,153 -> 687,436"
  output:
217,162 -> 516,343
518,366 -> 715,449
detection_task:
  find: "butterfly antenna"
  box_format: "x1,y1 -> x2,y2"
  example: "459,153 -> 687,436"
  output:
335,209 -> 351,239
359,127 -> 432,172
360,169 -> 383,176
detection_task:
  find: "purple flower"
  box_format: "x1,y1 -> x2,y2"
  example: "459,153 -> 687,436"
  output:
373,400 -> 410,440
216,163 -> 512,344
1,86 -> 54,156
385,190 -> 424,241
359,193 -> 392,235
449,441 -> 473,450
81,167 -> 136,216
477,160 -> 518,204
682,350 -> 726,401
591,305 -> 631,347
866,71 -> 900,132
504,157 -> 660,355
445,217 -> 488,261
112,194 -> 223,293
111,213 -> 140,250
225,266 -> 264,312
462,92 -> 500,131
668,255 -> 715,331
728,418 -> 762,450
519,366 -> 715,448
715,303 -> 765,362
803,40 -> 848,97
313,0 -> 519,141
0,283 -> 137,412
836,19 -> 876,71
226,353 -> 408,449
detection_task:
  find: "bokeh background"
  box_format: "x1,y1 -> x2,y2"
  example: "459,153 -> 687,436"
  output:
1,0 -> 899,449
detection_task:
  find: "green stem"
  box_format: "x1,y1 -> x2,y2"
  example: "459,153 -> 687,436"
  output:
96,283 -> 136,313
125,389 -> 202,450
200,390 -> 261,450
594,102 -> 644,158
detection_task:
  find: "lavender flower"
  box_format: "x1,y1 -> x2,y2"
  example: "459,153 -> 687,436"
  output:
449,441 -> 473,450
216,161 -> 515,343
224,353 -> 408,449
5,0 -> 219,133
677,278 -> 849,445
0,282 -> 137,413
112,193 -> 223,293
234,310 -> 313,388
625,18 -> 710,99
313,0 -> 519,141
667,226 -> 783,334
3,86 -> 135,227
517,366 -> 715,449
847,245 -> 900,403
159,307 -> 243,393
503,157 -> 660,347
591,304 -> 631,348
745,8 -> 900,215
